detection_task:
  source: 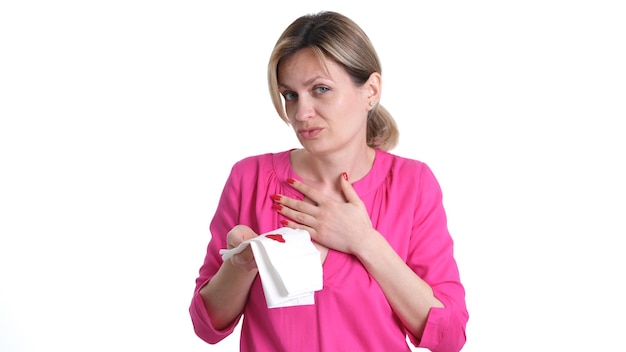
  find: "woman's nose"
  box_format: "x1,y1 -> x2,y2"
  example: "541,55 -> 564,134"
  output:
292,97 -> 315,121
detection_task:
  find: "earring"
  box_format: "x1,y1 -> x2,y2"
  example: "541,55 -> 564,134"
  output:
369,101 -> 375,107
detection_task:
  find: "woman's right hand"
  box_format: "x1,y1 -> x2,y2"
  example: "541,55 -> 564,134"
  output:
226,225 -> 259,272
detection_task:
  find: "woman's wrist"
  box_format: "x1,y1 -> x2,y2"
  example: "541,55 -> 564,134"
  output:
353,228 -> 387,263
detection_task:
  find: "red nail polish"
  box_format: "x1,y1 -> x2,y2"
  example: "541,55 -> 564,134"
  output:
280,219 -> 289,227
287,178 -> 296,185
270,194 -> 281,201
342,172 -> 349,181
272,203 -> 283,211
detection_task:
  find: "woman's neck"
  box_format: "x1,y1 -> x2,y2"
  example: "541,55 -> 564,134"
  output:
290,146 -> 376,194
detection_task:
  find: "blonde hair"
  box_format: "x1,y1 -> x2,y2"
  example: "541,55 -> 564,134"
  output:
267,11 -> 399,151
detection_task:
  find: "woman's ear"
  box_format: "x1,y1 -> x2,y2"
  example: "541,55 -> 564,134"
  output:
365,72 -> 382,109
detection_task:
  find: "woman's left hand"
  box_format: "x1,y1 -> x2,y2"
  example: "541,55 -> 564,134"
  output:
271,173 -> 375,255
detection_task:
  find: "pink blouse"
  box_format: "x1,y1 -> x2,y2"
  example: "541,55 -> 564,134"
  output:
190,149 -> 468,352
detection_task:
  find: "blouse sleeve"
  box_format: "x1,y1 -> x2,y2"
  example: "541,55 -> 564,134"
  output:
406,164 -> 469,352
189,164 -> 244,344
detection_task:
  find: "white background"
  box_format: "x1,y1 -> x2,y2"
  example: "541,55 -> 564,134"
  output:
1,1 -> 624,351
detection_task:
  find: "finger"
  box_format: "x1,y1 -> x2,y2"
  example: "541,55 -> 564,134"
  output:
339,172 -> 361,204
231,247 -> 257,270
273,201 -> 317,227
279,218 -> 317,237
227,225 -> 258,249
287,178 -> 326,205
272,193 -> 318,215
232,256 -> 258,272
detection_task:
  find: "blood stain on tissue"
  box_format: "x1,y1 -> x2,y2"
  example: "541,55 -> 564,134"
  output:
266,234 -> 285,243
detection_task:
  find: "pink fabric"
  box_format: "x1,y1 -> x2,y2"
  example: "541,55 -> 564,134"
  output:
190,149 -> 468,352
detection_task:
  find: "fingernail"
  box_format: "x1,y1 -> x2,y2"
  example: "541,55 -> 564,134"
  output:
280,219 -> 289,227
270,194 -> 282,201
272,203 -> 283,211
287,178 -> 296,185
342,172 -> 349,181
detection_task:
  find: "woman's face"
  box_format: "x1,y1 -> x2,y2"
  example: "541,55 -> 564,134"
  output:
277,48 -> 374,155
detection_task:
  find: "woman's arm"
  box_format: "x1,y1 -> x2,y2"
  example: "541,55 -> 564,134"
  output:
198,225 -> 259,330
190,162 -> 261,343
353,230 -> 444,338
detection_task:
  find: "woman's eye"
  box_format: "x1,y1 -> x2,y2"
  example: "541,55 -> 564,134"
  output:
314,86 -> 329,94
282,91 -> 297,101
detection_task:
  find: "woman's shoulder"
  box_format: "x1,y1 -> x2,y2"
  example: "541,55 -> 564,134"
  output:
375,150 -> 443,196
229,150 -> 292,178
376,149 -> 429,173
232,150 -> 290,167
377,149 -> 442,187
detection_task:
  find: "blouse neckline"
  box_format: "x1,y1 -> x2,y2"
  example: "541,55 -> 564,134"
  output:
273,148 -> 390,198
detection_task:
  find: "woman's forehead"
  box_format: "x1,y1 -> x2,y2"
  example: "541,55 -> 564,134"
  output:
278,48 -> 342,87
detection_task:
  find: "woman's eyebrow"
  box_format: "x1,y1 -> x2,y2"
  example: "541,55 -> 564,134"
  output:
279,75 -> 328,90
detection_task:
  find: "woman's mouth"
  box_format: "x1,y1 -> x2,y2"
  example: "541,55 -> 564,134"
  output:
297,127 -> 323,139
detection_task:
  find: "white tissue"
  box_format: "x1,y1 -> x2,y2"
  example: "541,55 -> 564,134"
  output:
219,227 -> 323,308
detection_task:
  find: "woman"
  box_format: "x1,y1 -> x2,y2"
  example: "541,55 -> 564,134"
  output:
190,11 -> 468,352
